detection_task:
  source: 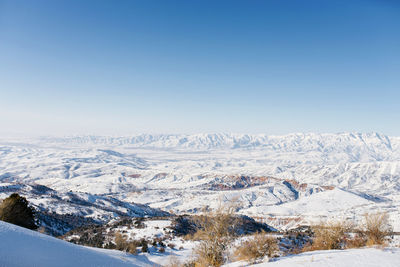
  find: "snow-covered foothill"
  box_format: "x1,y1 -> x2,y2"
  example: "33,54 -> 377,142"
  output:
0,220 -> 158,267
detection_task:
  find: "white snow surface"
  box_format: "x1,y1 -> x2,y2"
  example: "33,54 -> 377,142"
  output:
1,132 -> 400,230
251,248 -> 400,267
0,220 -> 158,267
2,220 -> 400,267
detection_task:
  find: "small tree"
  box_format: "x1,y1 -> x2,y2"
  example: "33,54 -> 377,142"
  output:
193,203 -> 238,267
0,193 -> 37,230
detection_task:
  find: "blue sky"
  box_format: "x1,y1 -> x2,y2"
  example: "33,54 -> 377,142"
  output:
0,0 -> 399,136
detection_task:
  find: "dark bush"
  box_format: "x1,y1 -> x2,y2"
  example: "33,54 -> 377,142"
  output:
134,218 -> 145,229
0,193 -> 37,230
141,240 -> 148,253
104,242 -> 117,249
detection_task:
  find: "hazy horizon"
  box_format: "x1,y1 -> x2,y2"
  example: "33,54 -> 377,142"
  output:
0,131 -> 398,140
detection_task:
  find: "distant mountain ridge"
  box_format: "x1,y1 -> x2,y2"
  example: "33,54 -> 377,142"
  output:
39,132 -> 397,149
38,132 -> 400,162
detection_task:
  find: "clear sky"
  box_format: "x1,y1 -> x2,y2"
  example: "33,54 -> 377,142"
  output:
0,0 -> 399,136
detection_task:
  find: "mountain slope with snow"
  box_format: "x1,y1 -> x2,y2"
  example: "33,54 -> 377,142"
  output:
0,182 -> 170,235
0,220 -> 158,267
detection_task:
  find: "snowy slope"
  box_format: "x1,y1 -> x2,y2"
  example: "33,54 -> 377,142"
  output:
0,182 -> 169,235
251,248 -> 400,267
248,188 -> 371,217
2,220 -> 400,267
0,220 -> 158,267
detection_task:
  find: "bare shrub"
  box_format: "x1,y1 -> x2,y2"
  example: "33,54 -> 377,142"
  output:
193,202 -> 238,267
305,220 -> 353,251
114,232 -> 128,251
363,212 -> 392,246
114,232 -> 137,254
127,242 -> 138,255
345,232 -> 367,249
234,231 -> 279,263
303,214 -> 392,251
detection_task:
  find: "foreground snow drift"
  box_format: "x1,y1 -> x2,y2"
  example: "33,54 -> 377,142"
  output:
2,220 -> 400,267
253,248 -> 400,267
0,221 -> 158,267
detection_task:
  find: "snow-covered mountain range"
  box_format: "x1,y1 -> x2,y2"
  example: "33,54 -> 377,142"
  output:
1,132 -> 400,231
37,132 -> 400,155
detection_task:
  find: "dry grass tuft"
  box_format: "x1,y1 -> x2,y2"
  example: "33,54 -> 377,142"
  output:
363,212 -> 392,246
345,232 -> 367,249
114,232 -> 127,250
127,242 -> 138,254
234,231 -> 279,263
304,220 -> 353,251
303,213 -> 393,252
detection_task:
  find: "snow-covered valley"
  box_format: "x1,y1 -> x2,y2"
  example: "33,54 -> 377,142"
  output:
1,132 -> 399,232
